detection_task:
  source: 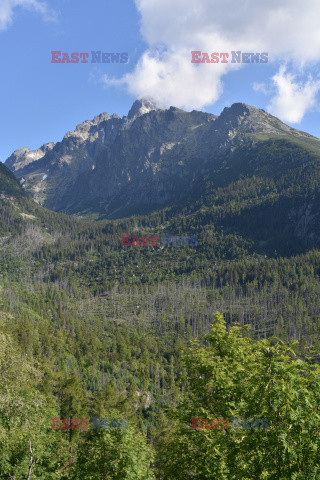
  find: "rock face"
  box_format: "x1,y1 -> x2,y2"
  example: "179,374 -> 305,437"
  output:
5,99 -> 320,219
5,110 -> 123,207
5,143 -> 56,172
126,98 -> 157,121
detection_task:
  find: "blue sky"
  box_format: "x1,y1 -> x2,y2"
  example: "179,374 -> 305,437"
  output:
1,0 -> 320,162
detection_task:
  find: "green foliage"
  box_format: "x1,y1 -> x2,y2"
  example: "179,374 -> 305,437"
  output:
0,329 -> 69,479
74,422 -> 155,480
157,313 -> 320,479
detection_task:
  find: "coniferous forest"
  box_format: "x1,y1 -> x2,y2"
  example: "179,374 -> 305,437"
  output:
2,143 -> 320,479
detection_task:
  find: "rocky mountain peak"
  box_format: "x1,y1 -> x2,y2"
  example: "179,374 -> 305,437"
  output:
218,102 -> 307,137
127,98 -> 158,120
5,143 -> 55,171
74,112 -> 111,133
220,102 -> 253,117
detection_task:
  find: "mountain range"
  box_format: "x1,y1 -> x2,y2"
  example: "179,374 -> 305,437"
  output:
4,98 -> 320,256
5,99 -> 319,217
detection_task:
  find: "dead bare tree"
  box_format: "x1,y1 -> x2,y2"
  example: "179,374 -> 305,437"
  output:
8,440 -> 36,480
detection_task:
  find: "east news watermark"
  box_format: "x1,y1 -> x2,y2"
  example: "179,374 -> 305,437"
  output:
121,234 -> 198,247
191,51 -> 268,63
191,417 -> 269,430
51,51 -> 128,63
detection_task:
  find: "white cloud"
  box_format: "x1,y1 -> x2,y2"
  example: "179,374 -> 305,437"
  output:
134,0 -> 320,64
104,49 -> 227,110
0,0 -> 56,31
266,66 -> 320,123
102,0 -> 320,116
